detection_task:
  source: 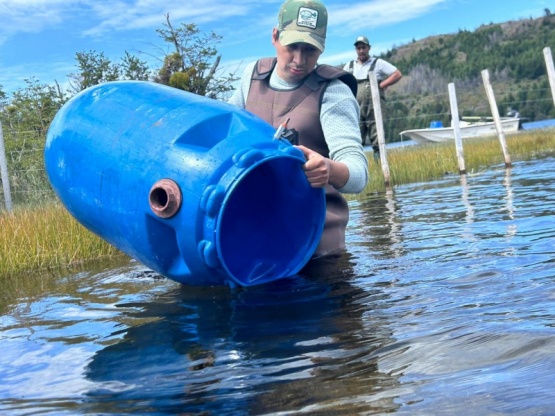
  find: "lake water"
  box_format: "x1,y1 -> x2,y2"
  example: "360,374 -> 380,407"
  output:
521,119 -> 555,130
1,156 -> 554,415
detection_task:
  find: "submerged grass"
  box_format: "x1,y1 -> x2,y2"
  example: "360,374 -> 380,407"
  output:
1,129 -> 554,279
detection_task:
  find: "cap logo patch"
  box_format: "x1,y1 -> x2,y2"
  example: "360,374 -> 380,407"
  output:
297,7 -> 318,29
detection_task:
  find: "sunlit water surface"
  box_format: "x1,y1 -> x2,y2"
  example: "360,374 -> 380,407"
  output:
1,157 -> 554,415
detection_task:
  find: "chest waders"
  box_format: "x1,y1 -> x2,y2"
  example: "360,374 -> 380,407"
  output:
246,58 -> 358,258
349,59 -> 385,152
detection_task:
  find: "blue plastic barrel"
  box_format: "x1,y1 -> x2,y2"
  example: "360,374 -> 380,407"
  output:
429,120 -> 443,128
45,81 -> 326,287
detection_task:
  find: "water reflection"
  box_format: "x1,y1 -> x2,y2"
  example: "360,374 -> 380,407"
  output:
503,167 -> 519,243
459,174 -> 476,243
83,254 -> 401,414
503,168 -> 515,221
351,189 -> 405,260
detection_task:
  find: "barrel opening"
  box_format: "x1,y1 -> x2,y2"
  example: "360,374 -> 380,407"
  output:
217,157 -> 325,285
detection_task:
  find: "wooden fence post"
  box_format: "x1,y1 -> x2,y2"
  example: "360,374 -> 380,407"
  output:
543,47 -> 555,108
481,69 -> 512,168
368,71 -> 391,188
0,121 -> 13,212
448,83 -> 466,174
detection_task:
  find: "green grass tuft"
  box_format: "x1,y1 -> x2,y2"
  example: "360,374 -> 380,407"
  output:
0,204 -> 123,279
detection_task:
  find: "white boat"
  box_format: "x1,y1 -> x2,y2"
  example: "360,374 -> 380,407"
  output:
399,117 -> 521,144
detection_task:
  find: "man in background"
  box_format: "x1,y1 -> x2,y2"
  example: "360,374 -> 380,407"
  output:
344,36 -> 402,159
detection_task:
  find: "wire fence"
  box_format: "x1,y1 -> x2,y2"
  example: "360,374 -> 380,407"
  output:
0,125 -> 56,211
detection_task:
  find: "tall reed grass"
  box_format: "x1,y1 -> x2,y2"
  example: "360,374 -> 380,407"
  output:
0,204 -> 122,279
362,130 -> 555,195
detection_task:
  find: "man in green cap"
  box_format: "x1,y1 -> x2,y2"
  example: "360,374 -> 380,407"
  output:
228,0 -> 369,258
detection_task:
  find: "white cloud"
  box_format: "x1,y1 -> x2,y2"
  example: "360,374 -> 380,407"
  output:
0,0 -> 83,37
0,0 -> 267,39
328,0 -> 448,31
81,1 -> 264,36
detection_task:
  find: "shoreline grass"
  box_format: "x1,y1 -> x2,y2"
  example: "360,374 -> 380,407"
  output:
1,204 -> 124,280
361,129 -> 555,195
1,129 -> 554,279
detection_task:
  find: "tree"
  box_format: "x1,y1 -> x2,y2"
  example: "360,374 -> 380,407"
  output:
121,51 -> 151,81
0,85 -> 7,123
68,51 -> 121,93
153,14 -> 238,99
0,78 -> 67,204
66,16 -> 236,100
2,77 -> 66,135
68,50 -> 150,93
0,85 -> 6,107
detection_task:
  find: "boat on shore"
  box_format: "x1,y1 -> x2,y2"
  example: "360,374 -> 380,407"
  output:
399,117 -> 521,144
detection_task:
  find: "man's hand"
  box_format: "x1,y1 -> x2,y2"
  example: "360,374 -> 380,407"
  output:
295,145 -> 330,188
295,145 -> 349,189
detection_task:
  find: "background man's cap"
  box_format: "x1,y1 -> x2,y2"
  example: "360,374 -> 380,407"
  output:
278,0 -> 328,52
354,36 -> 370,46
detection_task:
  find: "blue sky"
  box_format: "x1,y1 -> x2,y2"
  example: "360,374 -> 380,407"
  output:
0,0 -> 549,95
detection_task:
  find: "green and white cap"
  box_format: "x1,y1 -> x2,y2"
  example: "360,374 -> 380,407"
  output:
277,0 -> 328,52
354,36 -> 370,46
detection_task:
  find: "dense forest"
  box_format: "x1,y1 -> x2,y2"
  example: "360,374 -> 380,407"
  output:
376,11 -> 555,141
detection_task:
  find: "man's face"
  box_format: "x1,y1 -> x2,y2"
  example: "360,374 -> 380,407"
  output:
356,43 -> 370,62
272,28 -> 322,83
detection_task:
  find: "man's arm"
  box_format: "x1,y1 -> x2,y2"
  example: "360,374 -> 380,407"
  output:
379,69 -> 402,91
320,80 -> 369,194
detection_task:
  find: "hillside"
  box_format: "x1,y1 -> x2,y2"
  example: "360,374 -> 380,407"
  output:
374,12 -> 555,141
